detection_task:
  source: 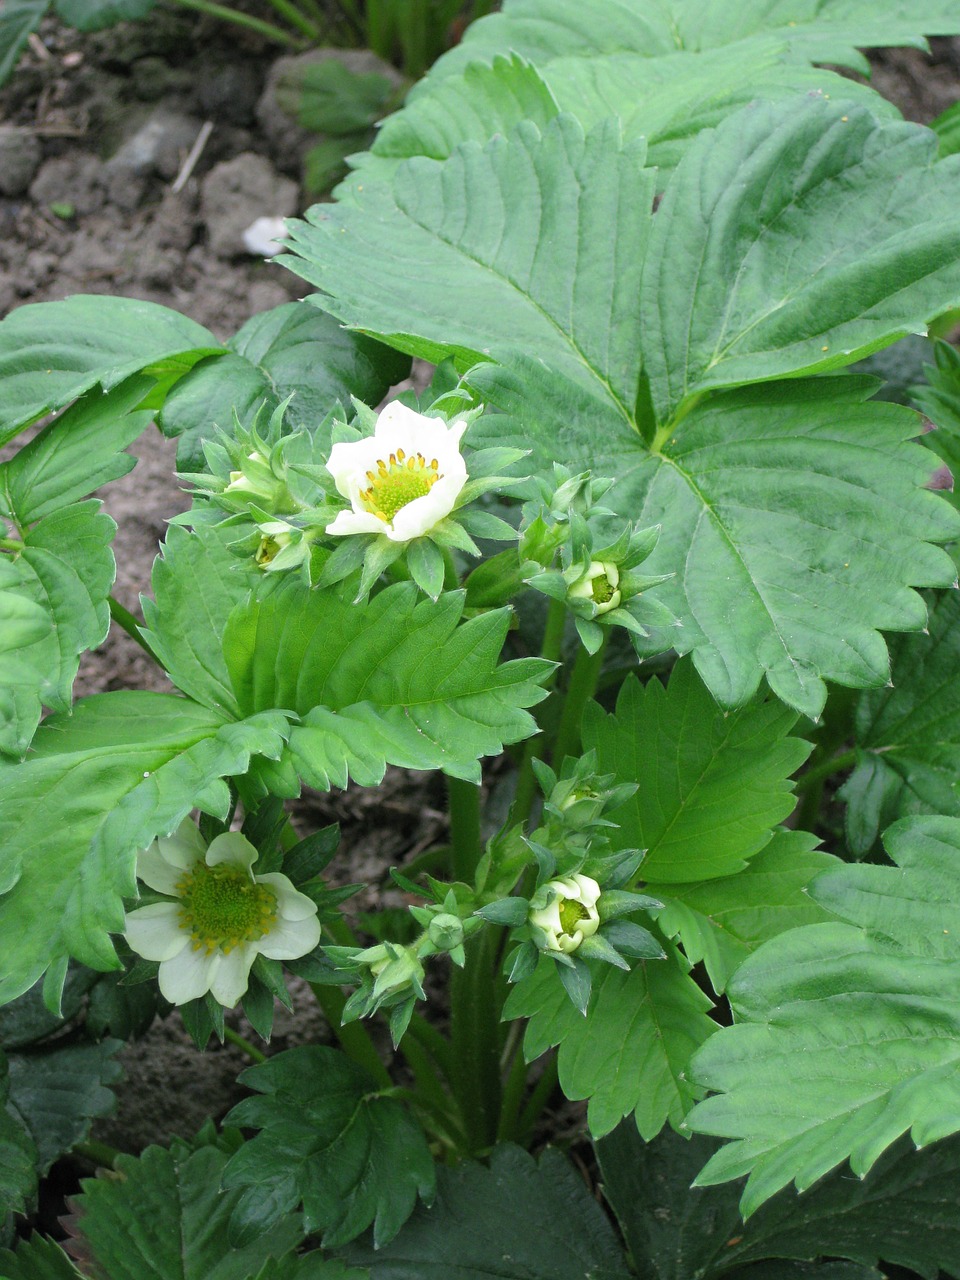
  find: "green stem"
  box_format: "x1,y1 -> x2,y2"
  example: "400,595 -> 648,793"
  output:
449,928 -> 503,1152
649,391 -> 705,456
511,598 -> 568,827
223,1025 -> 267,1063
515,1052 -> 558,1143
309,982 -> 393,1089
72,1139 -> 122,1168
109,596 -> 164,665
407,1010 -> 455,1083
447,776 -> 481,884
261,0 -> 322,40
795,747 -> 857,793
552,634 -> 608,767
167,0 -> 304,45
0,536 -> 24,552
495,1025 -> 529,1143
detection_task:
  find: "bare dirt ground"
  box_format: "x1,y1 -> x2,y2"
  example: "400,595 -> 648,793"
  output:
2,3 -> 960,1195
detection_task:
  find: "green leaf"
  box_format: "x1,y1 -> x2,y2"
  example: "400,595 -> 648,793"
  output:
0,295 -> 222,448
72,1140 -> 303,1280
0,692 -> 292,1004
933,99 -> 960,159
843,586 -> 960,854
53,0 -> 155,30
0,1064 -> 37,1220
341,1144 -> 630,1279
687,814 -> 960,1216
0,378 -> 154,527
652,830 -> 836,994
158,302 -> 410,471
431,0 -> 960,76
0,0 -> 47,88
642,99 -> 960,422
0,502 -> 117,757
582,662 -> 809,883
222,1046 -> 435,1249
599,1122 -> 960,1280
7,1038 -> 122,1174
281,115 -> 652,443
503,952 -> 714,1139
0,1234 -> 83,1280
141,522 -> 256,717
601,379 -> 959,718
224,578 -> 551,787
281,58 -> 394,134
347,45 -> 893,196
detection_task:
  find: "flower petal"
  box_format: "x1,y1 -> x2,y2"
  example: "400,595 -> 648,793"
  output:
256,872 -> 320,921
388,471 -> 467,542
205,832 -> 258,873
327,437 -> 386,502
208,944 -> 257,1007
136,845 -> 187,896
326,508 -> 387,538
154,818 -> 206,871
157,944 -> 216,1005
124,903 -> 188,962
257,912 -> 322,960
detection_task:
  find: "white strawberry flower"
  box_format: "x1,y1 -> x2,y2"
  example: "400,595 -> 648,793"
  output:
325,401 -> 468,543
124,820 -> 320,1008
528,873 -> 602,955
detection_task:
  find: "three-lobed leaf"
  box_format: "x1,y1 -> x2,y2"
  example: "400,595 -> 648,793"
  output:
222,1046 -> 435,1250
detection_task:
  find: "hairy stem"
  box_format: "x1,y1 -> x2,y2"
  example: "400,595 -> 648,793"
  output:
309,982 -> 393,1089
552,633 -> 608,767
795,747 -> 857,793
223,1024 -> 267,1064
511,598 -> 567,827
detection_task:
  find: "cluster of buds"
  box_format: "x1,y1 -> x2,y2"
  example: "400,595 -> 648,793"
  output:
521,466 -> 676,654
476,754 -> 664,1013
324,887 -> 483,1045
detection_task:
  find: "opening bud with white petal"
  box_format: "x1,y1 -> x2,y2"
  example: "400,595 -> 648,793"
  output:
528,873 -> 602,955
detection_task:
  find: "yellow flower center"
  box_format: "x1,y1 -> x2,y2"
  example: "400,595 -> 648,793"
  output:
175,862 -> 277,954
558,897 -> 590,936
255,535 -> 282,566
359,448 -> 442,523
591,572 -> 617,605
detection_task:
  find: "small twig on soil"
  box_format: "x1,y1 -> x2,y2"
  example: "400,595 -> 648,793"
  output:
27,33 -> 50,61
172,120 -> 214,193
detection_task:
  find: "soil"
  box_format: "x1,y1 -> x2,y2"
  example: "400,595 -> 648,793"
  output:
2,3 -> 960,1241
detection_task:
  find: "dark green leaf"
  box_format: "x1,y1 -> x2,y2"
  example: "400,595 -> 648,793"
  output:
0,0 -> 47,87
222,1046 -> 435,1249
53,0 -> 155,31
158,302 -> 410,471
73,1140 -> 303,1280
0,1234 -> 83,1280
342,1144 -> 630,1279
583,662 -> 809,883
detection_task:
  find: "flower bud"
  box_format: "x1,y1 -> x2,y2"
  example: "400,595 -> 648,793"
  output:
426,912 -> 465,953
568,560 -> 621,615
528,873 -> 602,955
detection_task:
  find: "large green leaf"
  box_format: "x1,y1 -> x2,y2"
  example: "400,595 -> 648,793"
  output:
842,586 -> 960,855
642,99 -> 960,422
158,302 -> 411,471
0,1234 -> 83,1280
0,502 -> 117,757
653,830 -> 836,994
430,0 -> 960,76
72,1139 -> 303,1280
224,577 -> 551,788
0,1058 -> 37,1220
222,1046 -> 435,1249
281,115 -> 652,443
285,112 -> 960,718
342,1144 -> 630,1280
141,522 -> 256,718
0,0 -> 47,88
6,1038 -> 121,1175
0,296 -> 222,447
582,662 -> 809,883
347,45 -> 894,195
598,1122 -> 960,1280
687,814 -> 960,1216
0,693 -> 292,1004
503,952 -> 714,1139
